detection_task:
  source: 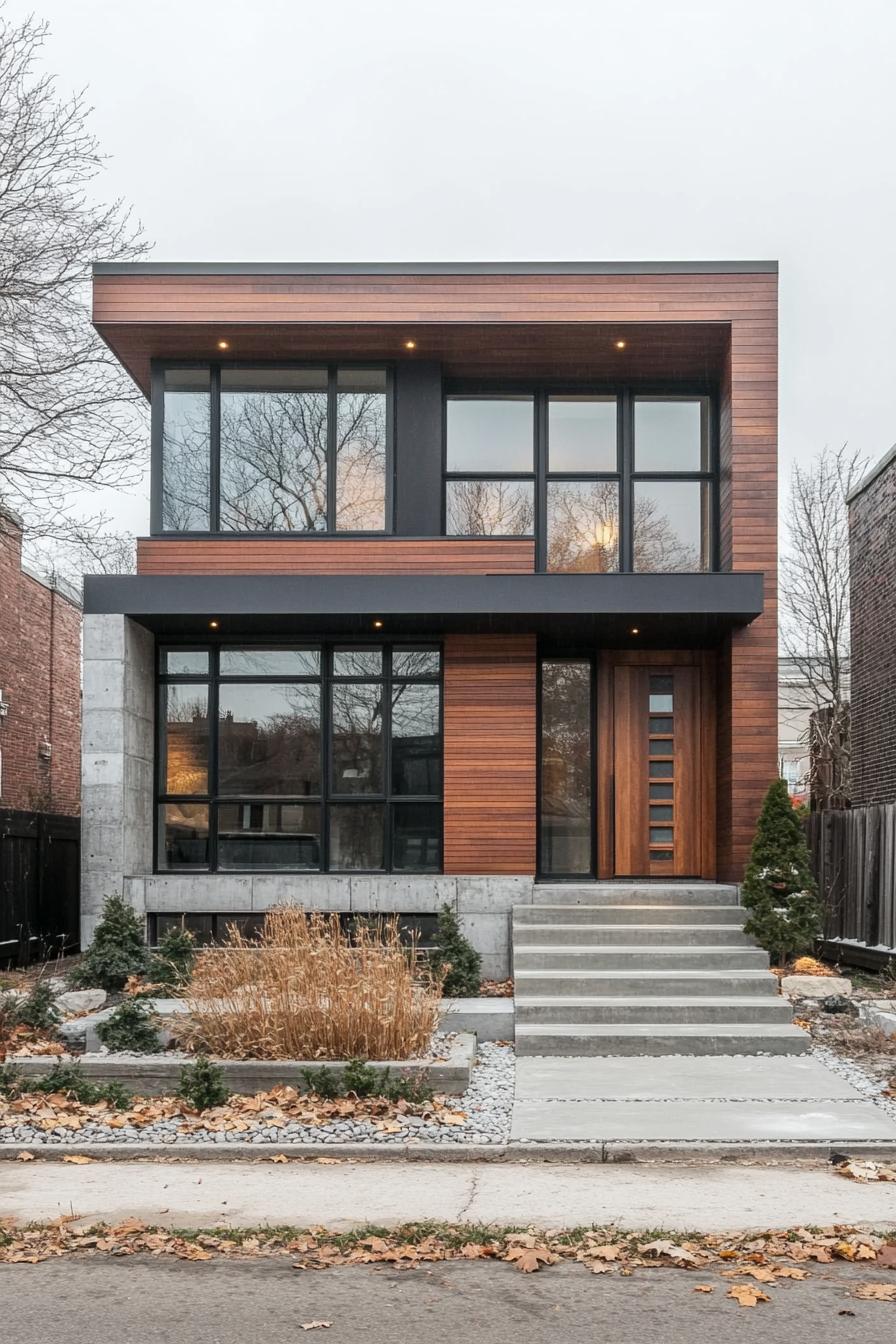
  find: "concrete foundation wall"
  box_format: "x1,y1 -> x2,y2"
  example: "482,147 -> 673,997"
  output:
125,874 -> 534,979
81,614 -> 154,945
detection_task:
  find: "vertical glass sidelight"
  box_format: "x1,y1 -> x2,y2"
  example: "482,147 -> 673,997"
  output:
219,368 -> 328,532
161,369 -> 211,530
648,674 -> 675,862
539,660 -> 593,875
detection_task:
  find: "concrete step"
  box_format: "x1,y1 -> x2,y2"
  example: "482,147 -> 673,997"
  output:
514,1022 -> 810,1057
514,995 -> 794,1025
513,946 -> 770,972
514,969 -> 780,998
532,884 -> 740,907
514,904 -> 747,926
513,924 -> 753,947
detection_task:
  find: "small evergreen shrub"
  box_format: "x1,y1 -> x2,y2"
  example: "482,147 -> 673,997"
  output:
430,904 -> 482,997
298,1061 -> 433,1105
741,777 -> 824,963
341,1057 -> 380,1097
300,1064 -> 342,1100
12,981 -> 60,1032
29,1062 -> 131,1109
96,1000 -> 162,1054
70,894 -> 148,992
381,1071 -> 433,1105
177,1056 -> 228,1111
0,1064 -> 23,1098
147,926 -> 195,989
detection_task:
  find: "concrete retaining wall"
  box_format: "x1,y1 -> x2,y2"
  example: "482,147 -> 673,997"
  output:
13,1033 -> 476,1097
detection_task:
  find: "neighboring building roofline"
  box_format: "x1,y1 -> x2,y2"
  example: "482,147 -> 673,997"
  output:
92,259 -> 779,277
0,501 -> 25,531
847,442 -> 896,504
20,560 -> 82,609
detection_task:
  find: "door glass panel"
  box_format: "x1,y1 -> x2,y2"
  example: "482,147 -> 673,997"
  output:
650,805 -> 674,822
649,783 -> 674,800
650,739 -> 674,757
650,760 -> 674,778
650,827 -> 674,843
540,660 -> 592,876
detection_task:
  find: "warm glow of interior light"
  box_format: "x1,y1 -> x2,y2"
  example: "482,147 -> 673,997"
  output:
591,520 -> 618,550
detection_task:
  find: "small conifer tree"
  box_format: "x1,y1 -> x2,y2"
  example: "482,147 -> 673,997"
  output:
741,778 -> 823,964
147,926 -> 195,988
430,904 -> 482,997
71,894 -> 148,991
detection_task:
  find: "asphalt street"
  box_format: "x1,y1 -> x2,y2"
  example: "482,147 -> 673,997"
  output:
1,1259 -> 892,1344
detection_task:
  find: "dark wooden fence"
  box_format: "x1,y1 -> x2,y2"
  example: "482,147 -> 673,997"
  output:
0,809 -> 80,967
806,803 -> 896,964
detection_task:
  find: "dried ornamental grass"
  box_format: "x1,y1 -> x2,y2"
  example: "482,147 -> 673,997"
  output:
181,908 -> 444,1061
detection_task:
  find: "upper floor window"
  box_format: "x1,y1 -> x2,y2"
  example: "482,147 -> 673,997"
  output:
444,389 -> 715,572
158,364 -> 390,534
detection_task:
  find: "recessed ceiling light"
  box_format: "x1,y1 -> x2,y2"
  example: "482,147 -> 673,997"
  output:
615,340 -> 626,350
209,619 -> 220,630
217,340 -> 230,350
404,340 -> 417,350
372,619 -> 384,629
630,627 -> 640,635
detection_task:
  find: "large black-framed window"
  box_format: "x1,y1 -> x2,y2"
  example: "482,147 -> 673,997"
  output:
156,643 -> 442,874
154,363 -> 393,536
443,387 -> 717,572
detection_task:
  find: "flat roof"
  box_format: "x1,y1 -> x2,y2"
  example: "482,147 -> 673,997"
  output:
92,259 -> 778,277
847,442 -> 896,504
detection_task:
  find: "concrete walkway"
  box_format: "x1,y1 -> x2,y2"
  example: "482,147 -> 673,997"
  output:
511,1054 -> 896,1142
2,1159 -> 896,1233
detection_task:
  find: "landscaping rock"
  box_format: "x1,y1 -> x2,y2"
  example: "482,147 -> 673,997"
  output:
857,999 -> 896,1037
820,994 -> 851,1014
55,989 -> 107,1014
782,974 -> 852,999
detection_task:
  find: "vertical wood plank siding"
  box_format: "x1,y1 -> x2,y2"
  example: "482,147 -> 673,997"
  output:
442,634 -> 537,875
136,538 -> 535,575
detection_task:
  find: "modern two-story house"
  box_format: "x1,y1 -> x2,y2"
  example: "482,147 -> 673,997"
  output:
82,261 -> 778,980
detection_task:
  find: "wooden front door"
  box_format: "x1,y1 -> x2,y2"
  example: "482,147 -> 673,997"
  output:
610,661 -> 713,878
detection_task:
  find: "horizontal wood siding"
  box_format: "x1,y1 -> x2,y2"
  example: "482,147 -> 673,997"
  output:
443,634 -> 537,875
136,538 -> 535,576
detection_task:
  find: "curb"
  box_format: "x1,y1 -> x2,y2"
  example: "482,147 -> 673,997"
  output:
4,1140 -> 896,1164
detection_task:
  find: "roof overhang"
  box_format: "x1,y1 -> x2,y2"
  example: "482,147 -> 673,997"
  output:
83,572 -> 764,645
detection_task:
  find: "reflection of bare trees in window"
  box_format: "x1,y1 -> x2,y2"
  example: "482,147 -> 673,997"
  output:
445,479 -> 534,535
330,683 -> 384,793
217,684 -> 322,794
547,481 -> 619,573
633,487 -> 703,572
540,661 -> 592,874
163,688 -> 209,793
336,392 -> 387,530
219,389 -> 328,532
162,395 -> 210,530
391,683 -> 440,794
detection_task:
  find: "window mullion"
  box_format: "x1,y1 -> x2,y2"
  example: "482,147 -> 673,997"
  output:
208,648 -> 219,870
210,365 -> 221,532
326,366 -> 337,530
620,389 -> 634,572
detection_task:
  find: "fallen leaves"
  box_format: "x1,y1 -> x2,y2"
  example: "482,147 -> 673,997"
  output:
504,1241 -> 559,1274
853,1283 -> 896,1302
835,1158 -> 896,1183
300,1323 -> 332,1331
61,1154 -> 93,1165
727,1284 -> 771,1307
15,1151 -> 35,1162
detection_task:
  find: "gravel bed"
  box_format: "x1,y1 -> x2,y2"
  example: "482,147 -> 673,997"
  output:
810,1044 -> 896,1123
0,1042 -> 514,1149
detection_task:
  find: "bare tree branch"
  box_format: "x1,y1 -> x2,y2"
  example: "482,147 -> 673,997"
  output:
0,6 -> 149,566
780,444 -> 867,807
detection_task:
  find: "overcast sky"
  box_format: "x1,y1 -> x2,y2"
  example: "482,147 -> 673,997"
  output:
12,0 -> 896,537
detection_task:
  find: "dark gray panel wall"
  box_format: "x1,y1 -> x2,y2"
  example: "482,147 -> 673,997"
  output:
394,361 -> 443,535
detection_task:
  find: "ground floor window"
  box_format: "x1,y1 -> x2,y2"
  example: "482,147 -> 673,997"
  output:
157,643 -> 442,873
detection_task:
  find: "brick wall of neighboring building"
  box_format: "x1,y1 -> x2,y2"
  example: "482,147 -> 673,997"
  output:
0,507 -> 82,814
849,446 -> 896,806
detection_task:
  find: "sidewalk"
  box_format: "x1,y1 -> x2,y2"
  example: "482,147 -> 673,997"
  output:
2,1159 -> 895,1233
